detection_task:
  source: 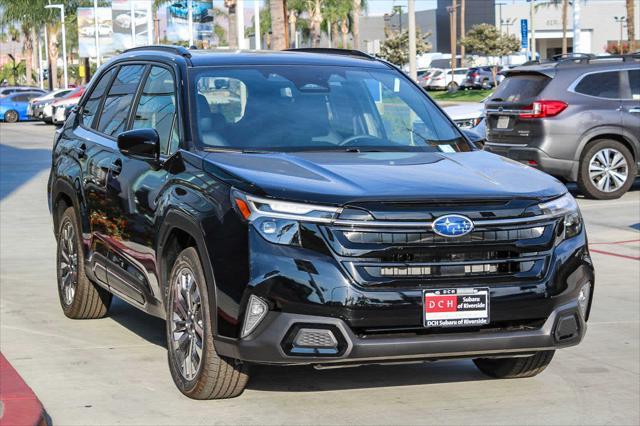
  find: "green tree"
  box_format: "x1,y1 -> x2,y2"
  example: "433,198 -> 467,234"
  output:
460,23 -> 520,84
379,29 -> 432,66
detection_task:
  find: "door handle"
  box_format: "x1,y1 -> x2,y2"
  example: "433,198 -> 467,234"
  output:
628,107 -> 640,114
110,159 -> 122,176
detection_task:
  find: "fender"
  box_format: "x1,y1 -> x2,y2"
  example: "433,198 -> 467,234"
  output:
157,209 -> 220,336
574,125 -> 639,163
51,177 -> 86,236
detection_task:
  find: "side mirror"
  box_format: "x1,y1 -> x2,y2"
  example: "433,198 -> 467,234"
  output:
461,129 -> 486,149
117,128 -> 160,162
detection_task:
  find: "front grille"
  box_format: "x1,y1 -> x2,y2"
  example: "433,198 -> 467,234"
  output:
321,214 -> 558,288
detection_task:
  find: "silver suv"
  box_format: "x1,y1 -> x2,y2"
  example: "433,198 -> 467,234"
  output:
484,54 -> 639,199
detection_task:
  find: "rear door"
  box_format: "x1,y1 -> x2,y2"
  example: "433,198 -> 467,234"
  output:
485,73 -> 552,144
621,69 -> 640,170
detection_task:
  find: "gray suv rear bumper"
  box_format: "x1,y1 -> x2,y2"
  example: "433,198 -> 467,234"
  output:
485,143 -> 579,182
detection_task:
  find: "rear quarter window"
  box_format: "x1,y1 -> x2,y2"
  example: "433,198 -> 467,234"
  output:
492,74 -> 550,103
574,71 -> 622,99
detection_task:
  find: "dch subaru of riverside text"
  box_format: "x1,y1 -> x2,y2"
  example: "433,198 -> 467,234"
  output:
48,47 -> 594,399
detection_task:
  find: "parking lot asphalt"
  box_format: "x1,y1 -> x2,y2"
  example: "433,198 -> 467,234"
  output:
1,122 -> 638,425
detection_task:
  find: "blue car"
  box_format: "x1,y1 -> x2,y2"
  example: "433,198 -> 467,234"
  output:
0,91 -> 42,123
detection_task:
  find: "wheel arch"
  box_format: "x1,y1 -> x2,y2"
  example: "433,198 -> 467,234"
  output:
158,210 -> 219,331
51,178 -> 81,237
575,128 -> 638,164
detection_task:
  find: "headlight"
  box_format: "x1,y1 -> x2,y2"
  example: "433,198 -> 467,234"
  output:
232,190 -> 340,245
538,193 -> 582,239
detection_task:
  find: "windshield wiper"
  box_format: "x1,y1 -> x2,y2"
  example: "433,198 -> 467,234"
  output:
344,147 -> 383,153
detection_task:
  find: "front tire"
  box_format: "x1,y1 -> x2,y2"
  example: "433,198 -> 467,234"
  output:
473,350 -> 555,379
4,110 -> 19,123
56,207 -> 112,319
166,247 -> 249,399
577,139 -> 635,200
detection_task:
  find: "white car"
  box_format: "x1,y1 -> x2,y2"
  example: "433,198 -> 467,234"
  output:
443,94 -> 493,140
426,67 -> 468,90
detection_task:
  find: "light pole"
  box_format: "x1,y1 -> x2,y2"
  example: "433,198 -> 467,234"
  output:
614,16 -> 626,51
93,0 -> 101,67
501,18 -> 517,35
45,4 -> 68,89
408,0 -> 417,81
254,0 -> 261,49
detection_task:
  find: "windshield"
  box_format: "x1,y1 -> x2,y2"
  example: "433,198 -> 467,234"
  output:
190,65 -> 469,153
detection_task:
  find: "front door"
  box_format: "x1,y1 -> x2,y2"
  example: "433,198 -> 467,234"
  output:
621,69 -> 640,172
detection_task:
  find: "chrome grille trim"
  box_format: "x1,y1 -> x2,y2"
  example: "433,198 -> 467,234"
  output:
341,226 -> 546,245
331,214 -> 555,229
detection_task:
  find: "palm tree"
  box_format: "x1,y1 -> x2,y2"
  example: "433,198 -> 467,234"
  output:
225,0 -> 238,49
322,0 -> 341,47
0,0 -> 38,85
352,0 -> 361,49
536,0 -> 569,55
627,0 -> 636,52
306,0 -> 322,48
152,0 -> 171,44
270,0 -> 287,50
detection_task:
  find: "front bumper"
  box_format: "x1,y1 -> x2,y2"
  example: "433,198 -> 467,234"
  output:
214,225 -> 594,365
484,143 -> 579,182
216,300 -> 587,365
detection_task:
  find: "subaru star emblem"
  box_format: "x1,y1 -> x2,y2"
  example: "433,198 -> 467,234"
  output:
432,214 -> 474,238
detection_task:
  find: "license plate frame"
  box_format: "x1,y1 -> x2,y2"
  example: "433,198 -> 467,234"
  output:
423,287 -> 490,328
496,116 -> 510,129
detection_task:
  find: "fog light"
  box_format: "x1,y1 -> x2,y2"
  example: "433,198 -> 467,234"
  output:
293,328 -> 338,348
578,282 -> 591,318
261,220 -> 277,234
241,295 -> 269,337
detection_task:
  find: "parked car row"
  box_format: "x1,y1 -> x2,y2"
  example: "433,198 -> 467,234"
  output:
418,66 -> 505,91
0,85 -> 85,124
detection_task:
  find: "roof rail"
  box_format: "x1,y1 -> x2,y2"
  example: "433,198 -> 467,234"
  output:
123,45 -> 192,58
556,52 -> 640,66
284,48 -> 375,60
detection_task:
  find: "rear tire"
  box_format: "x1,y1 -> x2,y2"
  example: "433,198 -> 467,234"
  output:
447,82 -> 459,92
56,207 -> 112,319
166,247 -> 249,399
473,350 -> 555,379
4,110 -> 19,123
577,139 -> 635,200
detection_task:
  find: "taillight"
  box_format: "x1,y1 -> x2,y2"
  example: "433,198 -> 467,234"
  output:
471,72 -> 479,78
519,100 -> 567,119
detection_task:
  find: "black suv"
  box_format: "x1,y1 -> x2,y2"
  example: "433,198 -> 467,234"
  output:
48,46 -> 594,399
484,54 -> 640,199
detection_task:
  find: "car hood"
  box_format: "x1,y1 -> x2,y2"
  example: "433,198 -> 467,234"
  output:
444,103 -> 485,120
203,150 -> 565,205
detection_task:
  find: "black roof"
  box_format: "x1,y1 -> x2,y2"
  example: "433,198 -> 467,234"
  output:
505,53 -> 640,78
120,46 -> 389,69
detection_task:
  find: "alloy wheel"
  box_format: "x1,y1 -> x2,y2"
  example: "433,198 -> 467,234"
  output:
4,110 -> 18,123
58,220 -> 78,305
588,148 -> 628,193
171,267 -> 204,381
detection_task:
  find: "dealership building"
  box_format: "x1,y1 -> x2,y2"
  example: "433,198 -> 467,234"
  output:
359,0 -> 640,60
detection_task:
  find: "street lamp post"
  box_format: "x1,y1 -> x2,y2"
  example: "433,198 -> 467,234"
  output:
614,16 -> 626,51
45,4 -> 68,89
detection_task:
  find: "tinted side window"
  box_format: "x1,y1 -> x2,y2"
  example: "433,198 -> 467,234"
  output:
82,68 -> 115,128
493,74 -> 550,104
574,71 -> 622,99
97,64 -> 145,136
628,70 -> 640,100
132,66 -> 177,154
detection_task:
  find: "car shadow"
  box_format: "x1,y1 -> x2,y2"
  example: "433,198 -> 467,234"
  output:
108,297 -> 167,348
0,143 -> 51,201
567,177 -> 640,198
248,359 -> 490,392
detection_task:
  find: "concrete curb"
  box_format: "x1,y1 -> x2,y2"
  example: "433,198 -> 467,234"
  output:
0,353 -> 47,426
